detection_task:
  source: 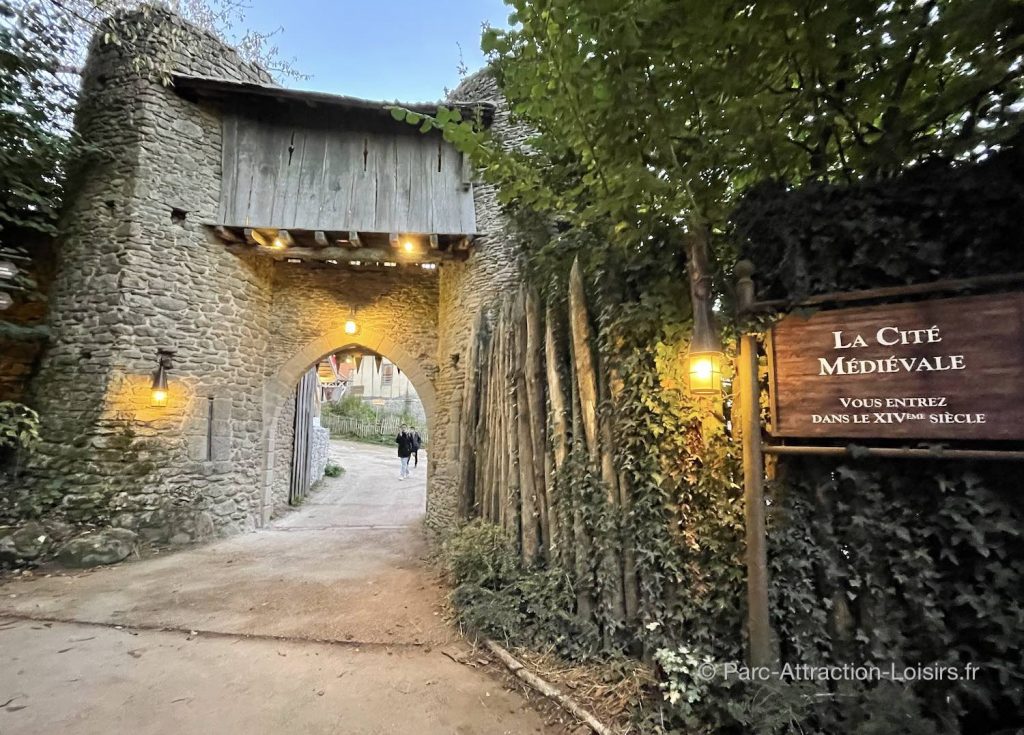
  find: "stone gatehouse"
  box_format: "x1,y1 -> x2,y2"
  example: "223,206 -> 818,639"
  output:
17,9 -> 520,543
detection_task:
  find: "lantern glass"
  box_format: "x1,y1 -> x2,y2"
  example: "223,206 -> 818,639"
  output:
150,361 -> 169,407
344,319 -> 358,335
688,350 -> 723,395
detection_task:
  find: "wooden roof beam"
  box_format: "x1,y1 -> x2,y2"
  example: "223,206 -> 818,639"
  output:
225,243 -> 464,264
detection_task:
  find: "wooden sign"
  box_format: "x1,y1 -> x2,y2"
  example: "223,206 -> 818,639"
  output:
767,292 -> 1024,440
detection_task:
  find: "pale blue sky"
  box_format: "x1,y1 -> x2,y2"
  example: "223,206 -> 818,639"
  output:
242,0 -> 511,101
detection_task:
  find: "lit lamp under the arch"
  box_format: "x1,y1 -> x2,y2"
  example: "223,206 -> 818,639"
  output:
150,349 -> 175,407
343,308 -> 359,336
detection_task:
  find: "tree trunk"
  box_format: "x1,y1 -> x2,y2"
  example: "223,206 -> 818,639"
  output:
502,299 -> 520,540
568,259 -> 600,464
475,317 -> 496,518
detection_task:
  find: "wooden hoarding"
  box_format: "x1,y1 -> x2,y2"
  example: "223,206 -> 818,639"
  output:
768,292 -> 1024,440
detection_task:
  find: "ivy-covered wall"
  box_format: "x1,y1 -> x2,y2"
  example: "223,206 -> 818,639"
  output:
733,144 -> 1024,733
732,140 -> 1024,299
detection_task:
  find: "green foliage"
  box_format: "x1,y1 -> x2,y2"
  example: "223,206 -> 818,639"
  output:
645,667 -> 941,735
323,462 -> 343,478
0,401 -> 40,452
443,520 -> 600,657
0,2 -> 78,242
654,645 -> 721,727
732,145 -> 1024,301
446,169 -> 1024,732
723,144 -> 1024,733
768,461 -> 1024,732
322,394 -> 378,423
444,519 -> 520,589
400,0 -> 1022,268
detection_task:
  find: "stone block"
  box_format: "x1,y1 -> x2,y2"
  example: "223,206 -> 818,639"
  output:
56,528 -> 138,568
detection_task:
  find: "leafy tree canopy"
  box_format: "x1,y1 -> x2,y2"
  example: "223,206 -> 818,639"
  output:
0,2 -> 77,239
430,0 -> 1024,255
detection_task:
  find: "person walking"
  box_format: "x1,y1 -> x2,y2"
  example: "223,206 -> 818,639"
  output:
411,427 -> 422,468
396,424 -> 415,480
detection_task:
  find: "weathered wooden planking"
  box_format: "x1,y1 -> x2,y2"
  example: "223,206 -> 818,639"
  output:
220,112 -> 477,234
218,114 -> 239,223
768,292 -> 1024,440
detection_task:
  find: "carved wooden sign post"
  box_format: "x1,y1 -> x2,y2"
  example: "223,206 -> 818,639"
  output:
768,292 -> 1024,440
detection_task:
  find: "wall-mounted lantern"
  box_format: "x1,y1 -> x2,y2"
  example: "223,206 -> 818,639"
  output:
685,229 -> 724,396
150,349 -> 175,407
343,308 -> 359,336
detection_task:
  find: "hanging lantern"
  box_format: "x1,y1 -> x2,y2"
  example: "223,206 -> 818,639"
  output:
687,330 -> 724,396
343,307 -> 359,336
685,229 -> 724,396
150,349 -> 175,407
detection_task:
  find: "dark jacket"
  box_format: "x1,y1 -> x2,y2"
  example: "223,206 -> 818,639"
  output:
411,431 -> 422,451
396,431 -> 415,458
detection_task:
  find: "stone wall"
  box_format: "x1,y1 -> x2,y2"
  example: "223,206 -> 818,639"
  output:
268,388 -> 296,516
308,422 -> 330,489
14,10 -> 524,544
21,10 -> 276,542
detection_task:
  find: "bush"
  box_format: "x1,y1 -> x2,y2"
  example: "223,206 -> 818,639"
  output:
442,520 -> 600,657
444,519 -> 520,589
0,402 -> 40,452
323,462 -> 343,477
321,395 -> 377,423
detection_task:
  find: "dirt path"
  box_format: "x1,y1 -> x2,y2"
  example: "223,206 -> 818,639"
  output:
0,440 -> 557,734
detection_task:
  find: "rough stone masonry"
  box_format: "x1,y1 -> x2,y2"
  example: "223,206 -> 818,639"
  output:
13,8 -> 523,545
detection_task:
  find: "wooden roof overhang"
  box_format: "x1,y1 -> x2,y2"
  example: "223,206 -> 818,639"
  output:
172,74 -> 496,128
210,225 -> 472,270
176,74 -> 492,267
